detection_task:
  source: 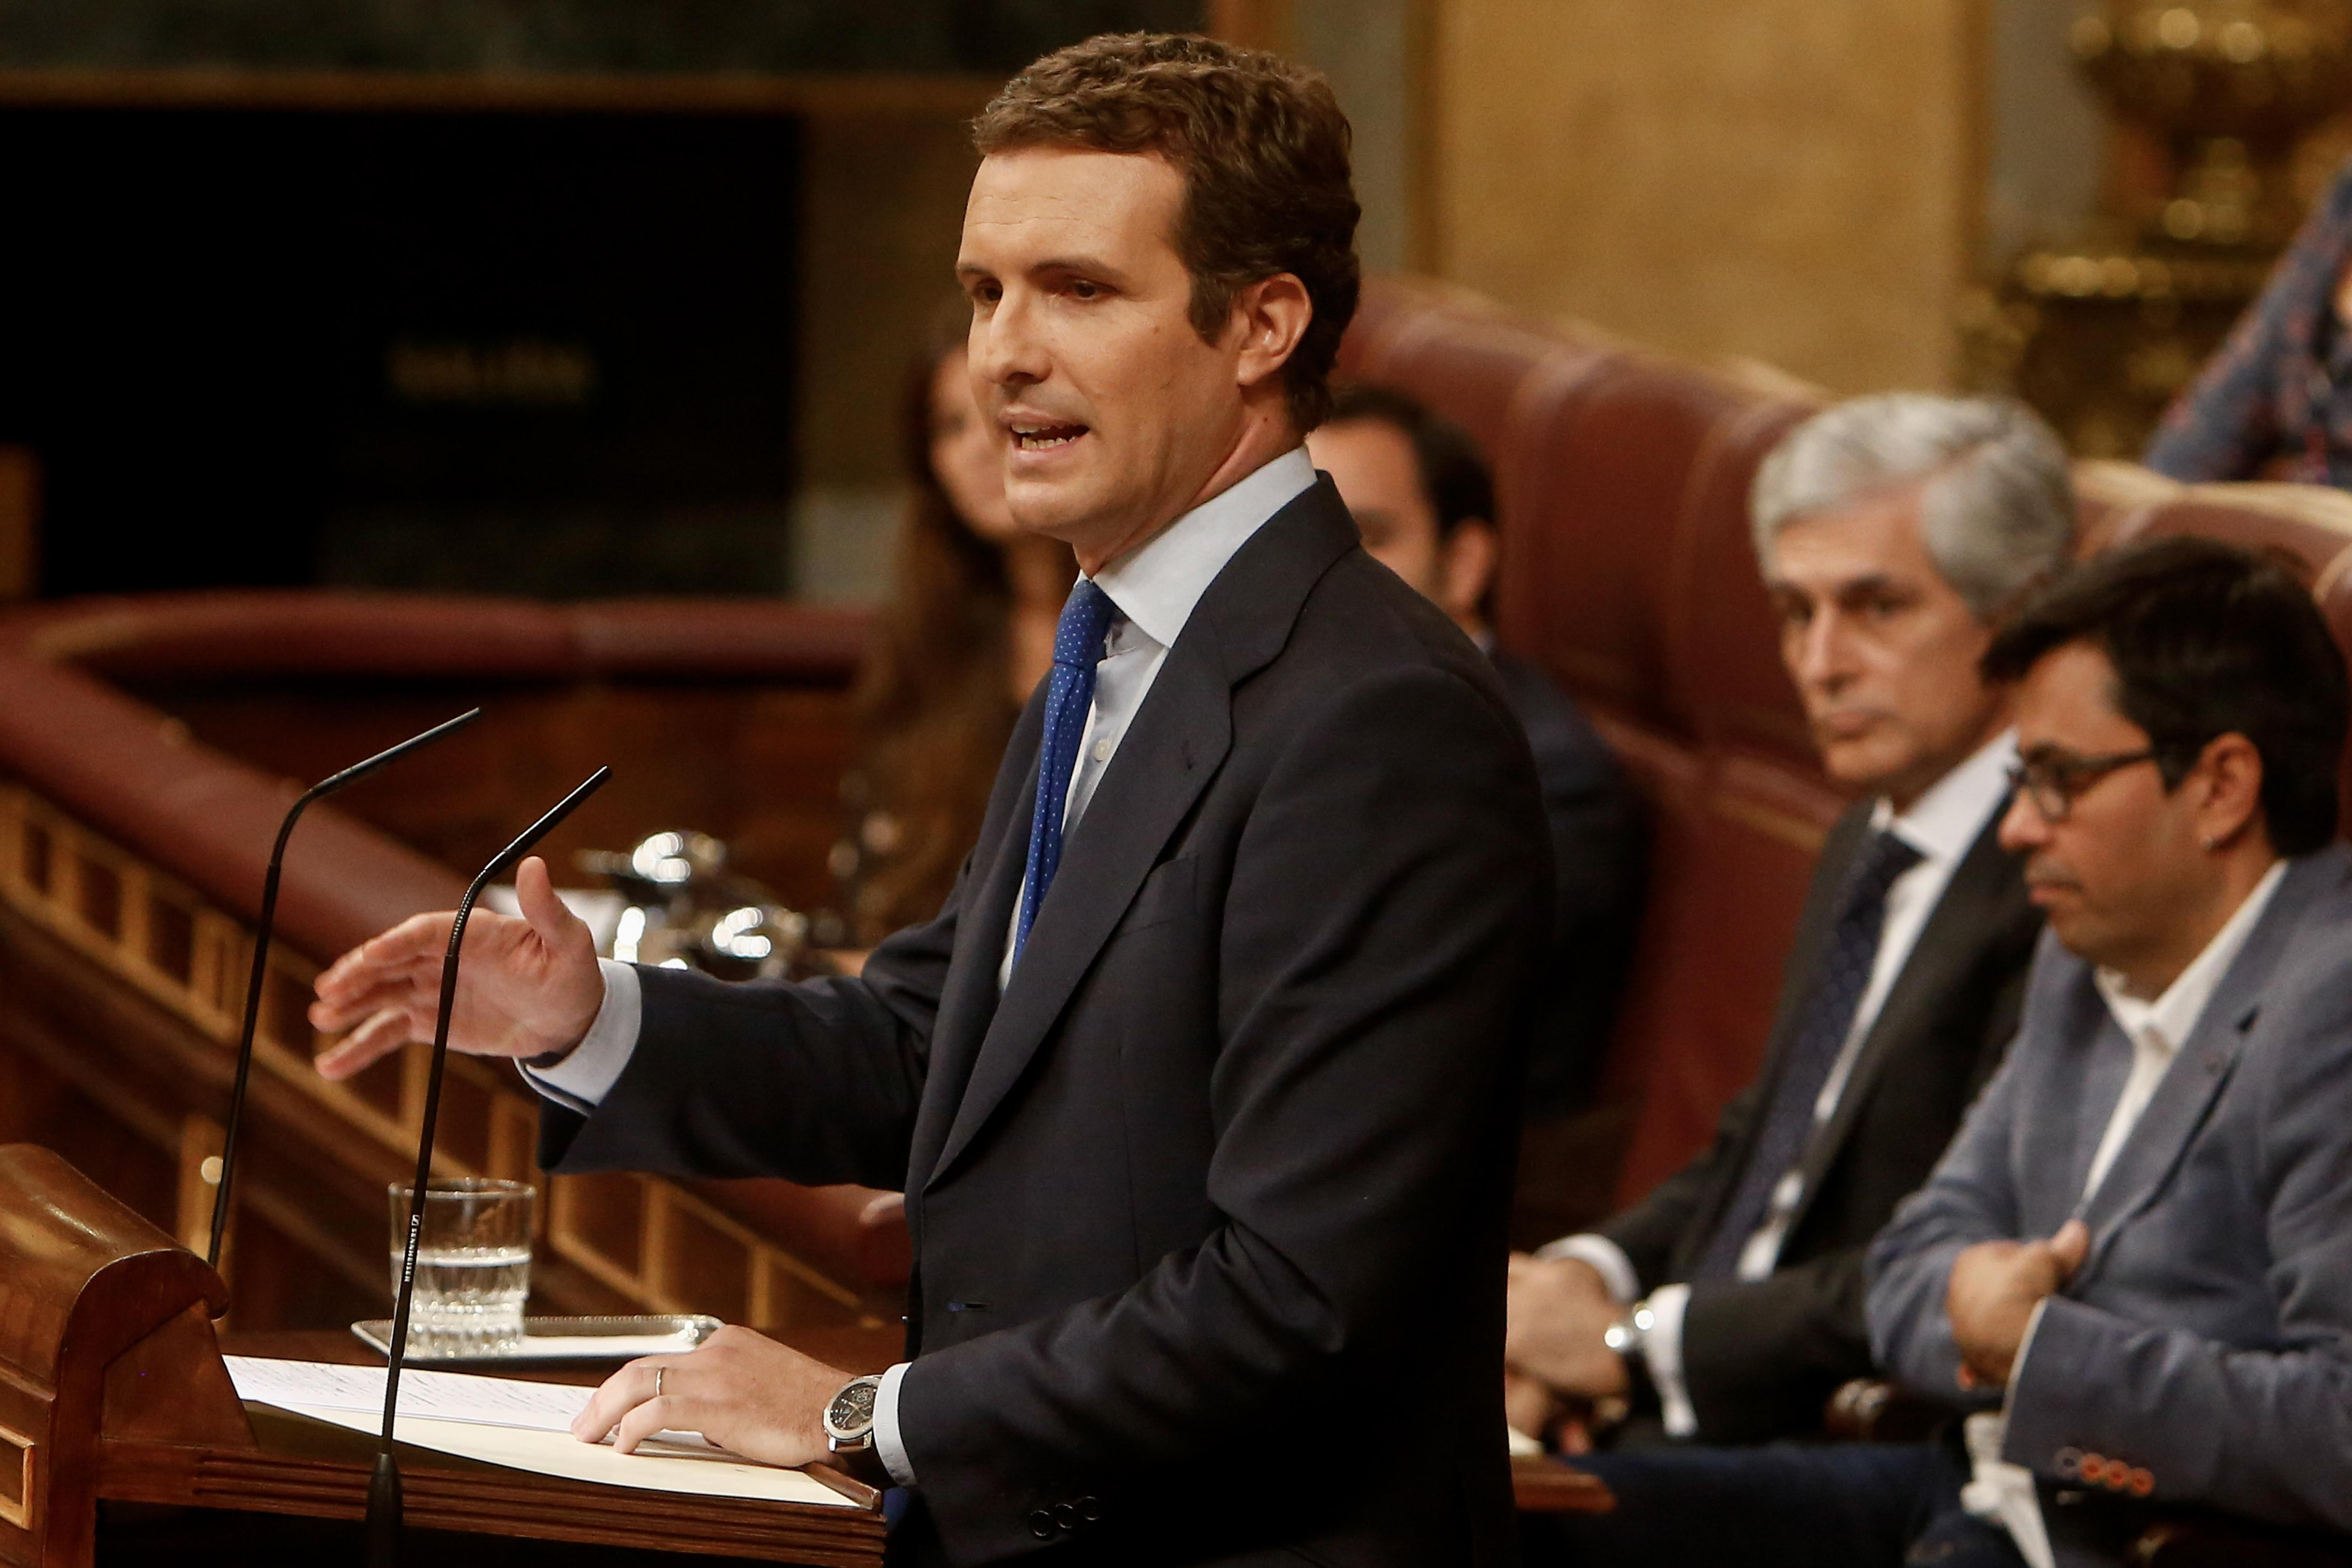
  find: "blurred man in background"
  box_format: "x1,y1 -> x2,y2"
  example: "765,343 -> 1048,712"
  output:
1506,396 -> 2070,1463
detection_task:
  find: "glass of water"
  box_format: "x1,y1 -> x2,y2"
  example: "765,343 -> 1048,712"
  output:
388,1178 -> 534,1355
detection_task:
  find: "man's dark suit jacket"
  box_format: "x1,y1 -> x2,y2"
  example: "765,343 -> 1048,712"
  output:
1487,650 -> 1644,1118
540,479 -> 1551,1568
1597,799 -> 2039,1443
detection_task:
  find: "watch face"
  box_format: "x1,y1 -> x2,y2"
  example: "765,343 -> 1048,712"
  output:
828,1378 -> 878,1432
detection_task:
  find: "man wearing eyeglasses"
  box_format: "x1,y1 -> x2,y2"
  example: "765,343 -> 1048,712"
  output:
1509,394 -> 2068,1466
1857,534 -> 2352,1566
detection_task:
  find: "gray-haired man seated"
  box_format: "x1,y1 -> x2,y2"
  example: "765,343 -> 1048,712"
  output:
1507,394 -> 2069,1448
1531,536 -> 2352,1568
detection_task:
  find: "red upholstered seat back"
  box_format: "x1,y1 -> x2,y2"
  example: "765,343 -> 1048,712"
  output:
1336,275 -> 2352,1212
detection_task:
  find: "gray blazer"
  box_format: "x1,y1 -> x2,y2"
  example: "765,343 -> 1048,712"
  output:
1867,844 -> 2352,1553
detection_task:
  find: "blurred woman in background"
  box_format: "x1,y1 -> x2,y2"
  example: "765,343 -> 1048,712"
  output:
2147,159 -> 2352,485
835,312 -> 1073,944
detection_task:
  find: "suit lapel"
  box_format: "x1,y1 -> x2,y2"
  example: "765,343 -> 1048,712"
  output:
1667,808 -> 1870,1275
2069,852 -> 2335,1275
904,723 -> 1041,1190
2062,1012 -> 2134,1219
1780,810 -> 2025,1240
921,478 -> 1361,1191
925,652 -> 1232,1186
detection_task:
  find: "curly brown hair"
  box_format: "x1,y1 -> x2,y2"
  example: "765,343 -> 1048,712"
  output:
971,32 -> 1361,431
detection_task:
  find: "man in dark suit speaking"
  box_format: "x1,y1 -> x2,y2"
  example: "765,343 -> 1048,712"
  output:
308,32 -> 1549,1568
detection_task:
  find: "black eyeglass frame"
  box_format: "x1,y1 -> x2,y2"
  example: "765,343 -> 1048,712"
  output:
2004,748 -> 2161,822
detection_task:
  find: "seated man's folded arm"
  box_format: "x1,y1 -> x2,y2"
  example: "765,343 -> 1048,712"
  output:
2000,992 -> 2352,1530
1676,1247 -> 1875,1442
1592,1080 -> 1770,1291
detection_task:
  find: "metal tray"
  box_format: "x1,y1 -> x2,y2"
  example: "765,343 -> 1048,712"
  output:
351,1313 -> 723,1365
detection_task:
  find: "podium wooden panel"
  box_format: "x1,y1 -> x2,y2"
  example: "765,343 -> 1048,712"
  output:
0,1144 -> 884,1568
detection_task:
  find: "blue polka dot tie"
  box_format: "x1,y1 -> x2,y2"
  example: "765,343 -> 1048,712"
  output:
1692,828 -> 1924,1280
1014,578 -> 1117,968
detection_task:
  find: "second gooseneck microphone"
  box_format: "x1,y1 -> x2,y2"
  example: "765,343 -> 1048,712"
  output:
366,764 -> 612,1568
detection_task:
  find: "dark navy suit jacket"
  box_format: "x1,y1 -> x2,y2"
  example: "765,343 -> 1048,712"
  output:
541,479 -> 1551,1567
1486,649 -> 1643,1117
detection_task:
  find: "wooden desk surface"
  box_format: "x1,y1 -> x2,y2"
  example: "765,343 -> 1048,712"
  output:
95,1323 -> 898,1566
217,1323 -> 907,1383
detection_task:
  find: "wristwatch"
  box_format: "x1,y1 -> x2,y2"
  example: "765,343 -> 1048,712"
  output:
1603,1297 -> 1659,1404
1602,1297 -> 1657,1365
823,1374 -> 886,1455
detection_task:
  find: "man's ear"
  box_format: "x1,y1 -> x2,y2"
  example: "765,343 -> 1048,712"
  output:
2193,732 -> 2266,851
1231,272 -> 1313,393
1439,519 -> 1500,627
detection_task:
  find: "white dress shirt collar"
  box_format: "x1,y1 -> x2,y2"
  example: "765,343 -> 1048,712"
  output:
2081,854 -> 2286,1201
1869,728 -> 2019,865
1089,446 -> 1317,651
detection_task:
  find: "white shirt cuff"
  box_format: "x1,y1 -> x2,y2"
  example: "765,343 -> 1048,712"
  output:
1533,1234 -> 1640,1305
1972,1298 -> 2058,1568
874,1361 -> 916,1487
1643,1281 -> 1699,1438
1961,1409 -> 2056,1568
519,959 -> 642,1113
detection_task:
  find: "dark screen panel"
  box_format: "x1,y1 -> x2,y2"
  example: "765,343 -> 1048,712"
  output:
0,0 -> 1203,75
0,107 -> 802,597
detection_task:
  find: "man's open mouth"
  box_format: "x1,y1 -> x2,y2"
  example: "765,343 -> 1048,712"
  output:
1010,423 -> 1088,451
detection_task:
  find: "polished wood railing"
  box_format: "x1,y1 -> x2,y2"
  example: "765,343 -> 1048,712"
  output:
0,779 -> 878,1332
0,592 -> 902,1337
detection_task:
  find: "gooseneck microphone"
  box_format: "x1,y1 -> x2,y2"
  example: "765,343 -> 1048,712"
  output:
367,765 -> 611,1568
205,708 -> 485,1272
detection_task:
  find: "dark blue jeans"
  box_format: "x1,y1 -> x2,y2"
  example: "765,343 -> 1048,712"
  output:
1519,1440 -> 2027,1568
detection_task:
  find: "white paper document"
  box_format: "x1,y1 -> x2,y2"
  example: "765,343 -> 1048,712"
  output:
226,1356 -> 856,1510
228,1356 -> 596,1432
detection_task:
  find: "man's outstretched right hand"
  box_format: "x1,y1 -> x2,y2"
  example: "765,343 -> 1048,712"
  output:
307,854 -> 605,1081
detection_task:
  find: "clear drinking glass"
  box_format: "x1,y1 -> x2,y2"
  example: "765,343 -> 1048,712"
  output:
388,1177 -> 534,1355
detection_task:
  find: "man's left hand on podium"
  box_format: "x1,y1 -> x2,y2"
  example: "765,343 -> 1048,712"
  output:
573,1324 -> 876,1480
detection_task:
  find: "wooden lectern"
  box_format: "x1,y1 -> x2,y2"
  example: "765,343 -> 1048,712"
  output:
0,1145 -> 885,1568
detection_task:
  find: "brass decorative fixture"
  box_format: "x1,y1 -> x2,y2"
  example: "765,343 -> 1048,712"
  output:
1968,0 -> 2352,457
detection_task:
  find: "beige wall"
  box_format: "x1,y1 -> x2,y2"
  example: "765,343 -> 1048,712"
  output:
792,112 -> 980,599
1427,0 -> 1985,394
